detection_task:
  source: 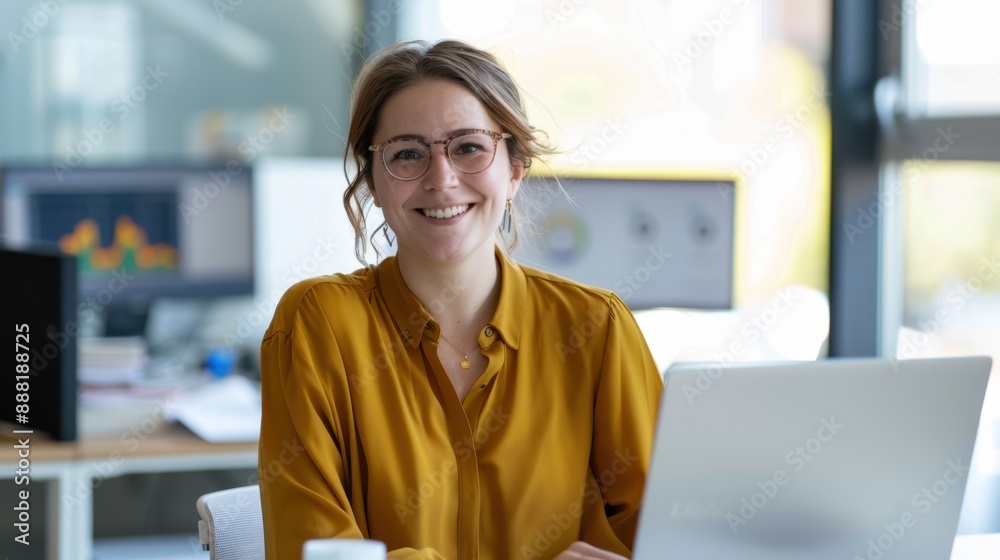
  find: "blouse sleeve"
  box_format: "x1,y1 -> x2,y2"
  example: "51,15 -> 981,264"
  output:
586,293 -> 664,551
258,292 -> 446,560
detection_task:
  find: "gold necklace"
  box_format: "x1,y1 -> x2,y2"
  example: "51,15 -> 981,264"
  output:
437,331 -> 476,369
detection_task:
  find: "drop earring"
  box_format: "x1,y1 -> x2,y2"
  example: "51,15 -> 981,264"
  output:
381,223 -> 394,247
500,200 -> 512,234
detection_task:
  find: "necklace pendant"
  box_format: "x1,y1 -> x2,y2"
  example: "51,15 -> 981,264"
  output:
460,357 -> 471,369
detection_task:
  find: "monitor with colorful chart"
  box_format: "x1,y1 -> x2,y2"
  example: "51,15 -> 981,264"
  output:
1,164 -> 254,335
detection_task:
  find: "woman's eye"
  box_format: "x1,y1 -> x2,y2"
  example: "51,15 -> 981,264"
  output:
454,143 -> 484,155
392,149 -> 424,161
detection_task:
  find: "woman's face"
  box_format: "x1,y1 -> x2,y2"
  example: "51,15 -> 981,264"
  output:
369,79 -> 523,266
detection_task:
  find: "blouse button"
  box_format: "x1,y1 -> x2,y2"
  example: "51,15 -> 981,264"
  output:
485,327 -> 495,337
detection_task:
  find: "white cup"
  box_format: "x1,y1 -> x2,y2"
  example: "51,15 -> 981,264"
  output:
303,538 -> 387,560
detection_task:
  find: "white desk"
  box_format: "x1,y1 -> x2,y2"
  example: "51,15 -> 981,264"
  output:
4,424 -> 998,559
1,424 -> 257,560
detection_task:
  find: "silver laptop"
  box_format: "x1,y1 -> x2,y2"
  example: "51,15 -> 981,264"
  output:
633,356 -> 992,560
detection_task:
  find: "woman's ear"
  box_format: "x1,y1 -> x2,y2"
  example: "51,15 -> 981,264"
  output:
369,182 -> 381,208
508,159 -> 525,201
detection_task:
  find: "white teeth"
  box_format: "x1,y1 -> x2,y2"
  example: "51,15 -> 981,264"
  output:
422,204 -> 470,219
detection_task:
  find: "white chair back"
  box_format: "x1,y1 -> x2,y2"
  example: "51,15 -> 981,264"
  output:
196,485 -> 264,560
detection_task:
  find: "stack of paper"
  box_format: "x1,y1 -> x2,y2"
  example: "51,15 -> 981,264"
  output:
78,336 -> 150,384
168,374 -> 262,442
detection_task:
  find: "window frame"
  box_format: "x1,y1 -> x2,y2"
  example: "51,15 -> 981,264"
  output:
877,0 -> 1000,356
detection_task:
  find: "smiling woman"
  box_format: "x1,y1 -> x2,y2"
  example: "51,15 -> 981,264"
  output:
257,39 -> 664,560
366,80 -> 522,267
342,40 -> 559,263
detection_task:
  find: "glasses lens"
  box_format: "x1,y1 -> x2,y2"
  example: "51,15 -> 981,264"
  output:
448,133 -> 499,174
383,140 -> 429,179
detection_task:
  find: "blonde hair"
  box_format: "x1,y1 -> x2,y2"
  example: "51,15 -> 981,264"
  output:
343,39 -> 557,263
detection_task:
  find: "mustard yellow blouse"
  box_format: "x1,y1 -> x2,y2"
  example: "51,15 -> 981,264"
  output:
258,247 -> 663,559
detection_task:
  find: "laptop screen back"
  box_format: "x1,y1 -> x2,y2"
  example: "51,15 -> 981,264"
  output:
633,356 -> 991,560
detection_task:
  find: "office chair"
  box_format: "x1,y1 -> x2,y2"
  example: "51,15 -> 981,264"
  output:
196,485 -> 265,560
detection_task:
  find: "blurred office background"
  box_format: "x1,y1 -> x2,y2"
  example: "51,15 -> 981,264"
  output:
1,0 -> 998,557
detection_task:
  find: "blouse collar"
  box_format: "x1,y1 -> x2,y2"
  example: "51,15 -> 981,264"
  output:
375,245 -> 525,351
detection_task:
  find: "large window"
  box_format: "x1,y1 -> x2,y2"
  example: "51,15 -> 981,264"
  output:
0,1 -> 361,162
879,0 -> 1000,533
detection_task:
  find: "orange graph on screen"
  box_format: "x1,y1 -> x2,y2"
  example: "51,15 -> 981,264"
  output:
58,216 -> 177,272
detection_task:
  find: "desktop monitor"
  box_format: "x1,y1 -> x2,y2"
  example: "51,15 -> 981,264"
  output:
513,176 -> 736,309
1,164 -> 254,336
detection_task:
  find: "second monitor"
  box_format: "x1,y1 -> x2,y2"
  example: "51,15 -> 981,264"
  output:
513,176 -> 735,310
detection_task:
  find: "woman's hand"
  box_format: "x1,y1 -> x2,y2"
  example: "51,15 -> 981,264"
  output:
552,541 -> 629,559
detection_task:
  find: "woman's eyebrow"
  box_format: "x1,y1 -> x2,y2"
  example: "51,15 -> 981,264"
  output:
384,133 -> 425,141
384,128 -> 483,142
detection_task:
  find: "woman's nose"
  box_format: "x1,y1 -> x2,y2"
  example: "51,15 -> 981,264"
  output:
421,146 -> 460,189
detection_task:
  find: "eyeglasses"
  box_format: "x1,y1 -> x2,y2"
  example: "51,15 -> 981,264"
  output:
368,129 -> 512,181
